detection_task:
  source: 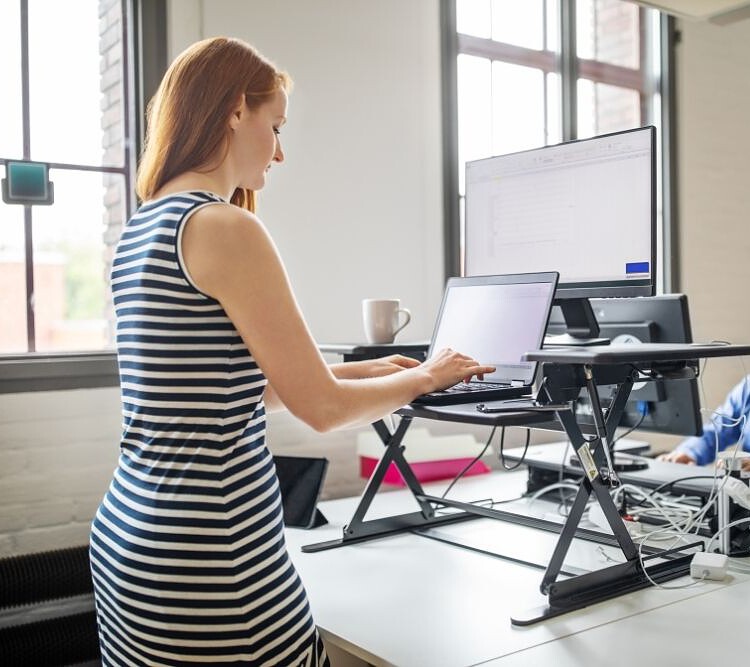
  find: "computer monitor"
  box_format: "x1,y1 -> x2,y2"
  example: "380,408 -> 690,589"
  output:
547,294 -> 703,438
464,126 -> 656,345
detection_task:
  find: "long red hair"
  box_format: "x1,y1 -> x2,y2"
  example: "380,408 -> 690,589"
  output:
136,37 -> 292,212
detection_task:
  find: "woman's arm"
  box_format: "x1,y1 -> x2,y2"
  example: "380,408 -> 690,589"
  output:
181,205 -> 493,431
263,355 -> 421,412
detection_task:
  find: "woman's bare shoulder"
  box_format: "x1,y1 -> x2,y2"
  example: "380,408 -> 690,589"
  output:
182,203 -> 280,296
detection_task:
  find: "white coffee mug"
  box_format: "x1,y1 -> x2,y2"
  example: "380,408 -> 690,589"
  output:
362,299 -> 411,344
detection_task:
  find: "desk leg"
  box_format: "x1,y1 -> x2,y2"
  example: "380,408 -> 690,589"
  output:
301,416 -> 477,553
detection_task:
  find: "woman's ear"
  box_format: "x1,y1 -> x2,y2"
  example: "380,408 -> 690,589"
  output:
228,93 -> 246,130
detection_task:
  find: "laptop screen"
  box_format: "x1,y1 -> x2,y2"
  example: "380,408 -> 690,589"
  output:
427,273 -> 558,385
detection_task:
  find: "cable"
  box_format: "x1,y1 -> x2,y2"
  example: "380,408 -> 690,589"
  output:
611,407 -> 647,448
440,426 -> 496,499
706,516 -> 750,553
635,475 -> 718,505
528,481 -> 581,504
499,426 -> 531,470
634,529 -> 706,590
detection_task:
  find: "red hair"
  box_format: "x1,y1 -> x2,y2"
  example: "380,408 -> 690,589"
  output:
136,37 -> 292,212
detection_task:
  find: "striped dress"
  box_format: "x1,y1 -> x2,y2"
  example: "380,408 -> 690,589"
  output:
90,191 -> 329,666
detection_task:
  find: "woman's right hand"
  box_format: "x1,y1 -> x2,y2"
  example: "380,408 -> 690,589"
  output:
420,347 -> 496,392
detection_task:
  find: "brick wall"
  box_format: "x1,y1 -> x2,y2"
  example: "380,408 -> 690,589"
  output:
99,0 -> 126,347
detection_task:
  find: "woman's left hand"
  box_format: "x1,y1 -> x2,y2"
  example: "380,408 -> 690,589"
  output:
363,354 -> 421,377
333,354 -> 421,380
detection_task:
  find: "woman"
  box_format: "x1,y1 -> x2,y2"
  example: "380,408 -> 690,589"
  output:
89,36 -> 493,665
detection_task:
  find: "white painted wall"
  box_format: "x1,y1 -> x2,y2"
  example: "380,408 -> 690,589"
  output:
168,0 -> 448,344
674,16 -> 750,410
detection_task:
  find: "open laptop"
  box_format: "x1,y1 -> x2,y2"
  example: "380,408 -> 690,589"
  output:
411,272 -> 559,406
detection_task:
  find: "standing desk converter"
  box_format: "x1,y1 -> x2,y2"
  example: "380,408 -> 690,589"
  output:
302,403 -> 552,552
517,342 -> 750,623
308,341 -> 750,625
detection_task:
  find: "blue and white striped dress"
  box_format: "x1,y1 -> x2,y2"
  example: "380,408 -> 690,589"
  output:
90,191 -> 329,666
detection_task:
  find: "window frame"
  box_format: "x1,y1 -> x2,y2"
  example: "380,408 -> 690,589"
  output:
441,0 -> 678,291
0,0 -> 166,394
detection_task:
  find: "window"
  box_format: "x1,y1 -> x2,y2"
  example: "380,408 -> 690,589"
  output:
1,0 -> 133,355
445,0 -> 671,284
0,0 -> 166,392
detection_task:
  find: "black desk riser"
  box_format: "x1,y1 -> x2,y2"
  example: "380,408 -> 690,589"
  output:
307,342 -> 750,626
301,404 -> 552,552
510,342 -> 750,625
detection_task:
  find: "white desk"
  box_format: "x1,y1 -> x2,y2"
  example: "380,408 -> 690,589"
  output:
285,471 -> 749,667
482,576 -> 750,666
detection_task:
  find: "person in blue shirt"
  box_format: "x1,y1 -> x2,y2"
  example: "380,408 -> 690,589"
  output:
659,375 -> 750,470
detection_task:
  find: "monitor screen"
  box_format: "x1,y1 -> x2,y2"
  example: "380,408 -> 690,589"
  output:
546,294 -> 703,437
464,126 -> 656,343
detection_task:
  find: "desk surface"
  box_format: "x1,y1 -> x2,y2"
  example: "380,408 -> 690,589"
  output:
503,441 -> 717,496
482,575 -> 750,665
524,342 -> 750,364
319,342 -> 430,355
285,471 -> 749,667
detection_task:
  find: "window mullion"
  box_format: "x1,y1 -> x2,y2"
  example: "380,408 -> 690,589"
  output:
19,0 -> 35,351
560,0 -> 577,141
442,0 -> 460,280
577,58 -> 646,90
457,33 -> 557,73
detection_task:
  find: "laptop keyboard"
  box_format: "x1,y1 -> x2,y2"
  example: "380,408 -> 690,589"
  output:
442,381 -> 509,394
421,381 -> 510,399
412,380 -> 529,405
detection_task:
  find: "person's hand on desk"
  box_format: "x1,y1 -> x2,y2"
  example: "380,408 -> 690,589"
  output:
658,451 -> 697,465
658,450 -> 750,472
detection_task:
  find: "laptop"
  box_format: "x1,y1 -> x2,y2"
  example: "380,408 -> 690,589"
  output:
411,272 -> 559,406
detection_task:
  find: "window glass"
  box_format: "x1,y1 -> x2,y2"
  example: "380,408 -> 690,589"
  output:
491,0 -> 544,50
491,61 -> 545,156
0,1 -> 23,158
0,203 -> 28,353
31,169 -> 122,353
1,0 -> 129,356
28,0 -> 124,167
457,54 -> 492,195
577,79 -> 641,139
577,0 -> 640,69
546,0 -> 560,52
455,0 -> 665,288
457,0 -> 491,39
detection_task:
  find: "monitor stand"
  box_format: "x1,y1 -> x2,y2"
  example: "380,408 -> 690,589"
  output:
544,297 -> 610,347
